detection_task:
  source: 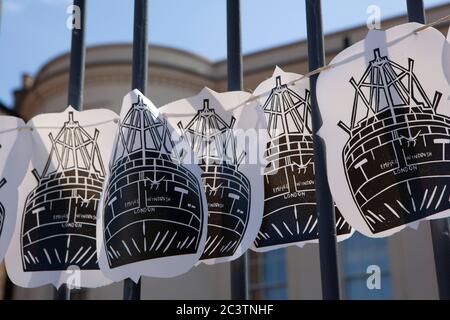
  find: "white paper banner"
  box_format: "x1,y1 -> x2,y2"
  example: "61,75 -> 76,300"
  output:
0,117 -> 32,263
6,107 -> 117,288
251,67 -> 353,252
160,87 -> 266,264
97,89 -> 208,281
317,22 -> 450,237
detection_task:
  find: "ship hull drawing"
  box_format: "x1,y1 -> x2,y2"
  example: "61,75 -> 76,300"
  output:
103,95 -> 204,269
339,49 -> 450,233
200,162 -> 250,259
21,112 -> 104,271
179,99 -> 250,260
255,75 -> 351,248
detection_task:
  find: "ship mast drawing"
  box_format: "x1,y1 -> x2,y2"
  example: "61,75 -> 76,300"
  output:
21,112 -> 105,271
103,95 -> 204,268
338,48 -> 450,233
0,178 -> 6,235
178,99 -> 251,259
255,76 -> 351,248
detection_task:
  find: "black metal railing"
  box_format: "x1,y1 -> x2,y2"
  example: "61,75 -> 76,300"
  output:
406,0 -> 450,301
54,0 -> 86,300
227,0 -> 249,301
122,0 -> 149,301
1,0 -> 450,301
305,0 -> 340,300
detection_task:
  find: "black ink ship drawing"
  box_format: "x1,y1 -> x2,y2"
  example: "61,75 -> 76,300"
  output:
338,49 -> 450,233
178,99 -> 250,260
0,178 -> 6,235
103,95 -> 204,268
21,112 -> 104,271
255,76 -> 351,248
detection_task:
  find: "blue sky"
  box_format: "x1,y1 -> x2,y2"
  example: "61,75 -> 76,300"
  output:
0,0 -> 448,106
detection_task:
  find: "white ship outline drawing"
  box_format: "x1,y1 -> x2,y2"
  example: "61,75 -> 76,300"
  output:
255,76 -> 351,248
338,48 -> 450,233
178,99 -> 251,259
103,95 -> 205,268
21,112 -> 104,271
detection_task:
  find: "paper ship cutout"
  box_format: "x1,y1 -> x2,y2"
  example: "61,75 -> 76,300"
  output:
178,99 -> 251,259
0,178 -> 6,235
255,76 -> 351,248
21,112 -> 104,271
338,48 -> 450,233
103,95 -> 204,268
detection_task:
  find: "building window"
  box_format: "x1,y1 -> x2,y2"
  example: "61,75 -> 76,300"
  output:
342,232 -> 392,299
249,248 -> 288,300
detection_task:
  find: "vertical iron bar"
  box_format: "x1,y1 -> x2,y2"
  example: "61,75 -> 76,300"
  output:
429,219 -> 450,299
67,0 -> 86,110
54,284 -> 71,300
123,0 -> 148,301
0,0 -> 14,301
305,0 -> 340,300
227,0 -> 247,300
54,0 -> 86,301
131,0 -> 148,95
227,0 -> 243,91
406,0 -> 425,24
407,0 -> 450,300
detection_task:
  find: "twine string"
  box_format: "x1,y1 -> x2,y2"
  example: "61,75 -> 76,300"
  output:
4,15 -> 450,132
0,118 -> 120,135
231,15 -> 450,110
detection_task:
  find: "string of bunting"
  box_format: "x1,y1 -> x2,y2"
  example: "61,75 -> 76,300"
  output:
0,117 -> 121,135
2,16 -> 449,130
1,17 -> 450,290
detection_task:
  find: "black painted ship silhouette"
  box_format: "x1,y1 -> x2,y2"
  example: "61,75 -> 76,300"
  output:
0,178 -> 6,235
178,99 -> 250,259
21,112 -> 104,271
338,48 -> 450,233
255,76 -> 351,248
103,95 -> 204,268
